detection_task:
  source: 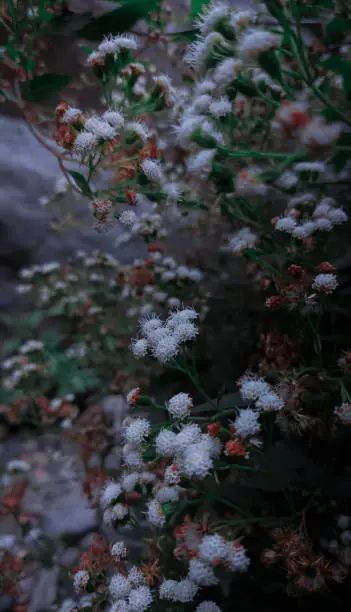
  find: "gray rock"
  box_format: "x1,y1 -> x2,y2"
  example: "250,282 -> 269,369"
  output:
29,567 -> 60,612
43,488 -> 98,541
59,546 -> 79,567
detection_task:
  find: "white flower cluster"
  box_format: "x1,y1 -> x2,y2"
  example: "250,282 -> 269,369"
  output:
238,374 -> 284,418
160,534 -> 249,602
100,481 -> 129,525
228,227 -> 258,254
166,392 -> 193,420
130,308 -> 199,363
87,34 -> 139,65
275,195 -> 348,239
72,109 -> 123,160
109,568 -> 152,611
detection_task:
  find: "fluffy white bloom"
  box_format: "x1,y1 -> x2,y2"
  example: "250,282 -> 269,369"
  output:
196,602 -> 222,612
239,29 -> 281,58
103,110 -> 125,130
139,315 -> 162,337
156,485 -> 180,503
214,57 -> 242,86
174,579 -> 199,602
73,570 -> 89,593
232,8 -> 255,28
121,472 -> 140,492
97,36 -> 119,55
113,34 -> 139,50
123,448 -> 143,469
111,541 -> 127,559
166,392 -> 193,420
125,121 -> 150,143
175,423 -> 202,454
209,96 -> 232,118
109,602 -> 130,612
275,217 -> 297,233
101,482 -> 122,508
229,227 -> 258,253
292,221 -> 316,239
126,388 -> 140,405
40,260 -> 60,273
72,131 -> 99,158
233,408 -> 260,437
131,338 -> 148,358
229,544 -> 250,571
196,1 -> 231,35
147,499 -> 166,527
195,79 -> 217,95
20,340 -> 43,354
256,391 -> 284,412
153,74 -> 177,107
187,149 -> 216,179
164,463 -> 182,485
155,429 -> 178,456
113,503 -> 129,521
85,117 -> 117,140
167,307 -> 198,326
164,181 -> 183,204
159,580 -> 178,600
62,106 -> 82,123
188,558 -> 218,586
141,159 -> 164,184
327,207 -> 348,224
200,118 -> 225,145
173,322 -> 199,343
199,434 -> 222,458
128,567 -> 146,587
240,375 -> 270,401
182,443 -> 213,479
199,534 -> 231,563
124,418 -> 151,446
109,573 -> 132,600
314,217 -> 333,232
192,94 -> 213,112
119,210 -> 137,227
175,114 -> 204,147
299,117 -> 342,149
128,586 -> 152,612
277,170 -> 298,189
312,273 -> 338,295
152,335 -> 180,363
294,161 -> 326,173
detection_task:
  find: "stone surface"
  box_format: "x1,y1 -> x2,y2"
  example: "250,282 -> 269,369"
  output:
29,567 -> 60,612
43,487 -> 98,541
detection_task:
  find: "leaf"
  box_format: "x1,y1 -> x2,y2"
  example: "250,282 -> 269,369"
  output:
258,49 -> 282,83
191,0 -> 211,18
324,17 -> 351,45
44,11 -> 93,36
68,171 -> 93,197
21,73 -> 72,103
78,0 -> 159,41
193,392 -> 246,414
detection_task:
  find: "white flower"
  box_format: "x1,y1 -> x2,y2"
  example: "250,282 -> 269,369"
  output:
101,482 -> 122,508
196,1 -> 231,35
141,159 -> 164,184
124,418 -> 151,446
156,486 -> 180,503
166,393 -> 193,420
277,170 -> 298,189
192,94 -> 213,113
182,443 -> 213,479
72,131 -> 99,158
147,499 -> 166,527
20,340 -> 43,354
139,315 -> 162,337
209,96 -> 232,118
196,602 -> 222,612
167,307 -> 198,326
73,570 -> 89,593
236,168 -> 267,197
111,541 -> 127,559
214,57 -> 242,86
164,181 -> 183,204
299,117 -> 342,149
175,114 -> 204,147
155,429 -> 178,456
174,579 -> 199,603
7,459 -> 31,473
187,149 -> 216,179
153,74 -> 177,107
164,464 -> 182,485
233,408 -> 260,437
125,121 -> 151,143
131,338 -> 148,358
62,106 -> 82,123
128,567 -> 146,587
123,448 -> 143,469
188,558 -> 218,586
109,602 -> 131,612
229,227 -> 258,253
152,335 -> 180,363
240,375 -> 270,401
159,580 -> 178,600
314,217 -> 333,232
292,221 -> 316,239
128,586 -> 152,612
84,116 -> 117,140
127,388 -> 141,405
327,207 -> 348,224
294,161 -> 326,173
229,544 -> 250,571
98,35 -> 119,55
200,119 -> 225,145
119,210 -> 137,227
121,472 -> 140,492
256,391 -> 284,412
173,322 -> 198,343
16,284 -> 32,294
312,273 -> 338,295
113,503 -> 129,521
199,534 -> 231,563
175,423 -> 202,454
239,29 -> 281,58
275,217 -> 297,233
113,34 -> 139,51
103,110 -> 125,130
232,9 -> 255,28
199,434 -> 222,458
109,573 -> 132,600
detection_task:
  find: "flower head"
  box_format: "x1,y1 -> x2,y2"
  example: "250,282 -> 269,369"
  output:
312,273 -> 338,295
128,586 -> 152,611
233,408 -> 260,437
166,393 -> 193,420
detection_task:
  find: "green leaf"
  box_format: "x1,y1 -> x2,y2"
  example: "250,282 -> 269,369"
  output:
325,17 -> 351,45
21,73 -> 72,103
68,171 -> 93,197
78,0 -> 159,41
191,0 -> 210,18
258,49 -> 282,83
